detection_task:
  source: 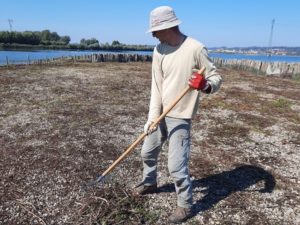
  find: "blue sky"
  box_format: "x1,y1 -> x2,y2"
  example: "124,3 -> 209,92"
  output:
1,0 -> 300,47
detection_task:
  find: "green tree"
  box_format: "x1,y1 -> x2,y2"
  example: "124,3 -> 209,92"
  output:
41,30 -> 51,41
0,31 -> 10,43
80,38 -> 87,45
50,32 -> 60,42
111,40 -> 121,46
80,38 -> 99,46
60,36 -> 71,45
23,31 -> 41,45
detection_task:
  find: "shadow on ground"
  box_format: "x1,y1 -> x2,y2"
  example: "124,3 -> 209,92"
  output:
157,165 -> 276,216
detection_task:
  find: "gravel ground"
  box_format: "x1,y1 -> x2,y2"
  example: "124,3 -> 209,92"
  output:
0,62 -> 299,224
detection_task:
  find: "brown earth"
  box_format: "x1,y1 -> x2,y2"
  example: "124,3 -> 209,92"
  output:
0,62 -> 299,225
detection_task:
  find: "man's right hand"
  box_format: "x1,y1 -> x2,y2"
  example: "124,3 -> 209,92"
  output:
188,71 -> 208,91
144,121 -> 157,134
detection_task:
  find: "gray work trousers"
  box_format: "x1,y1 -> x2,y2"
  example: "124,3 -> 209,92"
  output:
141,117 -> 192,208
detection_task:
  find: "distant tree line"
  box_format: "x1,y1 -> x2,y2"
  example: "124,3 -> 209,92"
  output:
0,30 -> 154,51
69,39 -> 153,51
0,30 -> 70,45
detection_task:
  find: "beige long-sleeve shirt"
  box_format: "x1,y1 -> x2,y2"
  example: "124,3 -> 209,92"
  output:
148,36 -> 222,122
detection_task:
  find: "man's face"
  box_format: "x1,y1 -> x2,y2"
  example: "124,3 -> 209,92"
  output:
152,29 -> 169,43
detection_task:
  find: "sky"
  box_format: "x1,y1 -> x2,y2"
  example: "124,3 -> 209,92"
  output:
1,0 -> 300,47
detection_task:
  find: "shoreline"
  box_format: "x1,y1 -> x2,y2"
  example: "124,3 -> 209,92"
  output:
1,53 -> 300,79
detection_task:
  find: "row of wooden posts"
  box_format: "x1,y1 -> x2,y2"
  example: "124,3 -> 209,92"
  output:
3,53 -> 300,77
2,53 -> 152,67
79,53 -> 152,63
212,58 -> 300,77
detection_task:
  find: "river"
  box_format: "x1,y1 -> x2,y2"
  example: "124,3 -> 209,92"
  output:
0,49 -> 152,65
209,53 -> 300,63
1,49 -> 300,65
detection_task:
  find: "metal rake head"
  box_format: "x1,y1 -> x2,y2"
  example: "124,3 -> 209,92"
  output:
80,175 -> 106,192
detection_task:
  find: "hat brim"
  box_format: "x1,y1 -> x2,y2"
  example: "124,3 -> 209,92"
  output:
147,20 -> 182,33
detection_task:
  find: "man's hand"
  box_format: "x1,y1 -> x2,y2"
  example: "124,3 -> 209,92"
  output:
188,71 -> 210,91
144,121 -> 157,134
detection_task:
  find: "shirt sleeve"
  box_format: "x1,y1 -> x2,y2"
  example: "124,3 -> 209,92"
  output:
198,47 -> 222,94
148,49 -> 163,122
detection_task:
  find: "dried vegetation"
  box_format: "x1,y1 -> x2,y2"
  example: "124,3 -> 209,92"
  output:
0,62 -> 299,224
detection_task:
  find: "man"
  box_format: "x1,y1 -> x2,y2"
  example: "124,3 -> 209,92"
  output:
134,6 -> 222,223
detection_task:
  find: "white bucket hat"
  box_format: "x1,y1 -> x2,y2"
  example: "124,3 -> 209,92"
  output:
147,6 -> 182,33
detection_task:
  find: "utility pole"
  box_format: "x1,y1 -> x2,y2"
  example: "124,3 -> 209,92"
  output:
266,19 -> 280,75
268,19 -> 275,56
8,19 -> 13,32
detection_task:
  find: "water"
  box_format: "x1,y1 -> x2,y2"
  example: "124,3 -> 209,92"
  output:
209,53 -> 300,63
1,49 -> 300,65
0,49 -> 153,65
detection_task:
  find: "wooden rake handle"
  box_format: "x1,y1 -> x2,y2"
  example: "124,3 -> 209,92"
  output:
99,67 -> 206,179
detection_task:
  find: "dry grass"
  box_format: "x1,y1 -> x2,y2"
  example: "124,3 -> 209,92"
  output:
0,62 -> 299,224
